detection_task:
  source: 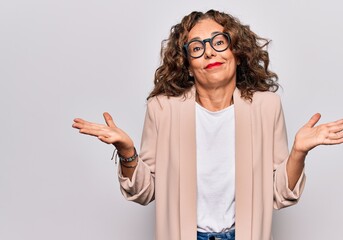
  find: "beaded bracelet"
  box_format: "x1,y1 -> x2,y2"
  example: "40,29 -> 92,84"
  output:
118,147 -> 138,162
111,147 -> 138,164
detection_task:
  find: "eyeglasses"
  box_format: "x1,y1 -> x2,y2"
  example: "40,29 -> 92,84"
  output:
183,32 -> 231,59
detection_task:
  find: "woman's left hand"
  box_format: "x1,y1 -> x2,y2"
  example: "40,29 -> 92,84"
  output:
293,113 -> 343,154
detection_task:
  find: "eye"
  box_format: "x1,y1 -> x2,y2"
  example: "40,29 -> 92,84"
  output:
192,46 -> 203,52
214,40 -> 224,46
213,34 -> 229,46
188,41 -> 204,53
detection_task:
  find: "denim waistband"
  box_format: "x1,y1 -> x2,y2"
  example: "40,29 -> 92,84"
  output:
197,227 -> 235,240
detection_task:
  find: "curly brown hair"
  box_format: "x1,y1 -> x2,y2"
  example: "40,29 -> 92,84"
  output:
147,9 -> 279,101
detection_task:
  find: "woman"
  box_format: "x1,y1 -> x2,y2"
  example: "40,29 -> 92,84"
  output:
72,10 -> 343,240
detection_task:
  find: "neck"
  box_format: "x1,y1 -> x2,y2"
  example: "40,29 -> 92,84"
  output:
195,83 -> 235,112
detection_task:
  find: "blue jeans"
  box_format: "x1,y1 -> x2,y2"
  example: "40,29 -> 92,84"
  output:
197,228 -> 235,240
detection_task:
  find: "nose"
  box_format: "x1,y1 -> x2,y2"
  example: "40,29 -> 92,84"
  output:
204,41 -> 216,58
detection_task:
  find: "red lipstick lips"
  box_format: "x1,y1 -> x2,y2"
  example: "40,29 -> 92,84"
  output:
205,62 -> 222,69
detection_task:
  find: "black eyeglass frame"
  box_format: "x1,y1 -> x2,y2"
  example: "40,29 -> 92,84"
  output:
183,32 -> 231,59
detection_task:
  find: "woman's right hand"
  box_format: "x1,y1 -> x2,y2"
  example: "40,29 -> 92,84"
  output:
72,112 -> 135,157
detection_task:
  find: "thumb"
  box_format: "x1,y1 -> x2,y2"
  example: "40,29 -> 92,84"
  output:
305,113 -> 321,128
103,112 -> 117,128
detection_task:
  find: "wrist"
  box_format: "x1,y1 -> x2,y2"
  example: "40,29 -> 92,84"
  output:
121,159 -> 138,168
113,140 -> 135,158
292,139 -> 309,156
292,147 -> 308,157
289,144 -> 307,167
118,147 -> 137,162
117,147 -> 135,158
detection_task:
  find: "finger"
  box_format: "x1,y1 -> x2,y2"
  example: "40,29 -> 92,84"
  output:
329,123 -> 343,133
75,119 -> 110,131
305,113 -> 321,128
103,112 -> 117,128
330,127 -> 343,140
79,128 -> 108,137
323,137 -> 343,145
327,132 -> 343,140
72,122 -> 81,129
72,122 -> 98,131
334,119 -> 343,124
72,122 -> 93,130
73,118 -> 101,128
319,123 -> 343,138
98,136 -> 113,144
73,118 -> 98,126
326,119 -> 343,127
319,123 -> 343,141
73,118 -> 85,123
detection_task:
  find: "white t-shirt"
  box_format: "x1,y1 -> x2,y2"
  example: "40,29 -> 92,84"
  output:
196,102 -> 235,233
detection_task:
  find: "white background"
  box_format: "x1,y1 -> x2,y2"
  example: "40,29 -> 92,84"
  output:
1,0 -> 342,239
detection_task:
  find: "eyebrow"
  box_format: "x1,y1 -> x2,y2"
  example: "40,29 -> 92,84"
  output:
188,31 -> 222,42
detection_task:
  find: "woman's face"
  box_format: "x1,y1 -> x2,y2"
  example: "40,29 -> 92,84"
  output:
187,18 -> 237,89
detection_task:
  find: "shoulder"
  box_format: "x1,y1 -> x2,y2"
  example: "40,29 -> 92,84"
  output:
246,91 -> 284,121
252,91 -> 281,102
146,95 -> 181,111
146,88 -> 195,111
251,91 -> 282,109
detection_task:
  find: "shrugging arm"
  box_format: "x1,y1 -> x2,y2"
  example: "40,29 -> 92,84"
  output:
272,98 -> 306,209
117,102 -> 157,205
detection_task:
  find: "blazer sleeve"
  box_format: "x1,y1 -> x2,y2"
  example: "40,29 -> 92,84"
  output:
272,96 -> 306,210
117,100 -> 157,205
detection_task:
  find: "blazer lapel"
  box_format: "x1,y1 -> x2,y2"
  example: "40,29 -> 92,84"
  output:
179,87 -> 197,239
234,89 -> 253,239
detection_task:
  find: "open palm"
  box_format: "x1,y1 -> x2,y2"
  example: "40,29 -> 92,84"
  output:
72,112 -> 134,152
294,113 -> 343,153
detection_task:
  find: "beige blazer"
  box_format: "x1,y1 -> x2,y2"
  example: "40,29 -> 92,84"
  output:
118,87 -> 306,240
